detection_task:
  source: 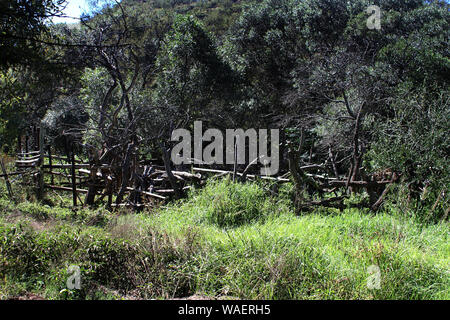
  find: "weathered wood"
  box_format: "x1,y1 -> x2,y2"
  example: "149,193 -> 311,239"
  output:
233,141 -> 237,182
0,159 -> 14,201
47,146 -> 54,185
25,135 -> 29,154
78,168 -> 94,175
17,134 -> 22,155
241,157 -> 259,182
116,143 -> 134,205
154,186 -> 191,193
350,105 -> 364,184
18,150 -> 40,158
37,125 -> 45,200
192,167 -> 290,182
371,182 -> 393,211
17,151 -> 40,156
16,158 -> 40,165
85,166 -> 102,206
153,169 -> 201,180
43,163 -> 90,169
17,154 -> 41,160
211,172 -> 230,179
71,145 -> 77,206
328,180 -> 393,187
162,145 -> 181,199
45,185 -> 88,193
125,187 -> 166,200
328,146 -> 339,178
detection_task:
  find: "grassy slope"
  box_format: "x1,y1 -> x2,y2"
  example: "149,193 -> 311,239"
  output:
0,178 -> 448,300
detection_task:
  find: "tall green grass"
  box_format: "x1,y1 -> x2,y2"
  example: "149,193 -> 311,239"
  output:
0,178 -> 448,299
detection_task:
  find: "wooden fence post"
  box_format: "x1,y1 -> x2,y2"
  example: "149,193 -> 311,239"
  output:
17,134 -> 22,154
162,145 -> 181,199
47,145 -> 54,185
71,143 -> 77,207
25,135 -> 29,155
37,125 -> 45,200
0,159 -> 14,202
233,141 -> 237,182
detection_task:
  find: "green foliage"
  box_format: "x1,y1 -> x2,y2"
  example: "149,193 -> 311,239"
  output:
108,180 -> 449,300
0,179 -> 448,299
369,87 -> 449,185
0,0 -> 66,68
153,14 -> 239,131
181,177 -> 288,227
1,0 -> 449,301
0,217 -> 198,299
367,86 -> 449,219
0,70 -> 27,151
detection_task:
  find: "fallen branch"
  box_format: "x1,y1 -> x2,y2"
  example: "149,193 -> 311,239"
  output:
43,164 -> 90,169
125,187 -> 166,200
45,185 -> 88,193
371,183 -> 393,211
327,180 -> 393,187
192,167 -> 290,182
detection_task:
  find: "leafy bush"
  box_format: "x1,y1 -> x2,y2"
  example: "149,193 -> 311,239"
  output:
185,178 -> 288,228
367,86 -> 449,220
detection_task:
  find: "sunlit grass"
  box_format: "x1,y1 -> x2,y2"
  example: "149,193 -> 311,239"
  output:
0,178 -> 448,299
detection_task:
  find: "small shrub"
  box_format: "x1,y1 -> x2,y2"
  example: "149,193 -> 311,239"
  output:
188,178 -> 287,228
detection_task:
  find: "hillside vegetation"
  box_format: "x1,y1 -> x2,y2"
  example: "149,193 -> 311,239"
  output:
0,0 -> 448,300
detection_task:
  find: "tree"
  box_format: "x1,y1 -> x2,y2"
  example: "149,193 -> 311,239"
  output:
0,0 -> 66,68
153,14 -> 239,135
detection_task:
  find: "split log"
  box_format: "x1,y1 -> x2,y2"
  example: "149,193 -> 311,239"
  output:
153,186 -> 191,193
43,164 -> 90,169
192,167 -> 290,182
71,147 -> 77,206
16,159 -> 39,165
45,185 -> 88,193
17,155 -> 41,161
166,170 -> 201,180
16,151 -> 40,156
